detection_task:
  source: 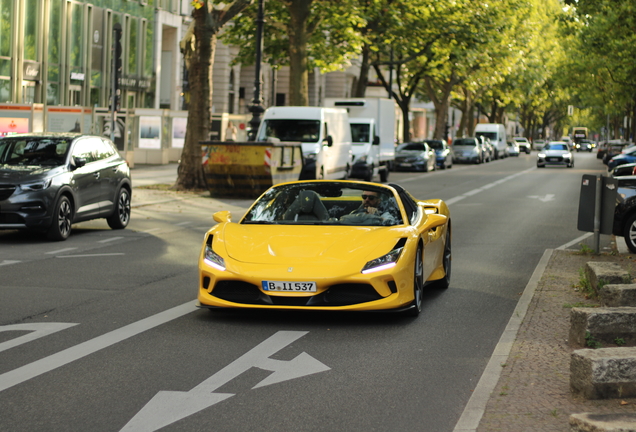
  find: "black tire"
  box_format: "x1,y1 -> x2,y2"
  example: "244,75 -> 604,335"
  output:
430,227 -> 451,289
47,196 -> 72,241
623,213 -> 636,253
107,187 -> 131,229
406,246 -> 424,317
379,166 -> 389,182
363,165 -> 373,182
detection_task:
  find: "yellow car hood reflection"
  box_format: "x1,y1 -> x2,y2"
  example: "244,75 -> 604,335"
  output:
222,224 -> 400,265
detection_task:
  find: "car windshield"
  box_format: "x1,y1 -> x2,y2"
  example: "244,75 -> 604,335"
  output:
0,137 -> 71,166
397,143 -> 425,152
242,182 -> 405,227
257,119 -> 321,143
545,143 -> 568,151
453,139 -> 476,146
424,140 -> 444,150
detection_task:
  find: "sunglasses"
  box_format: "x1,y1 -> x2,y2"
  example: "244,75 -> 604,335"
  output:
361,194 -> 378,200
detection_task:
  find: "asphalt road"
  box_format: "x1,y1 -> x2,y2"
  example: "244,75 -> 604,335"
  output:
0,151 -> 611,432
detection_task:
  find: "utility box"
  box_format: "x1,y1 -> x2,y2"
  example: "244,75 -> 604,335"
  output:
577,174 -> 618,234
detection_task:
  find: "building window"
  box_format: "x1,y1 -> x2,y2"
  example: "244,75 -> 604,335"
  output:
23,0 -> 39,61
0,0 -> 13,99
128,17 -> 138,75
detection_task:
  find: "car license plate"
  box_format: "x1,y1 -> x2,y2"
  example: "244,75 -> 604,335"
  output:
547,157 -> 558,161
262,281 -> 317,292
399,162 -> 412,167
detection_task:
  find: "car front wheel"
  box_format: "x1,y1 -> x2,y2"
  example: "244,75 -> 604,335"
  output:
623,213 -> 636,253
47,196 -> 72,241
107,187 -> 131,229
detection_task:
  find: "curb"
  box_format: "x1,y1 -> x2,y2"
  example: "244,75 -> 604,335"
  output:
453,248 -> 554,432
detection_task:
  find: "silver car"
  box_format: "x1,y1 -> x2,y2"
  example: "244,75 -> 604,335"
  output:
452,137 -> 483,164
0,133 -> 132,240
536,141 -> 574,168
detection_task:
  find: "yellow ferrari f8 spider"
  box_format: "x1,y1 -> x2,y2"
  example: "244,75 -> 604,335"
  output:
198,181 -> 451,317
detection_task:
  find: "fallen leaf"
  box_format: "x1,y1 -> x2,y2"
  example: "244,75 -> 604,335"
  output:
620,400 -> 628,405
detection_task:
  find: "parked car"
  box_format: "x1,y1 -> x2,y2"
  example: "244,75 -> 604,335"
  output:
424,139 -> 453,170
394,142 -> 436,172
603,141 -> 631,165
536,141 -> 574,168
478,136 -> 494,162
607,146 -> 636,170
452,137 -> 483,164
198,180 -> 452,317
533,139 -> 546,151
0,133 -> 132,240
507,140 -> 520,156
610,162 -> 636,178
613,175 -> 636,252
514,137 -> 531,154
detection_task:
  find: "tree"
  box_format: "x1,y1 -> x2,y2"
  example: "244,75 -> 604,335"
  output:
220,0 -> 363,106
175,0 -> 252,191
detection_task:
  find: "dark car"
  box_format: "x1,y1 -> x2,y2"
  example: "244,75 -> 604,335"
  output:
394,142 -> 436,172
607,146 -> 636,170
424,139 -> 453,170
611,162 -> 636,178
0,133 -> 132,240
602,141 -> 630,165
613,175 -> 636,252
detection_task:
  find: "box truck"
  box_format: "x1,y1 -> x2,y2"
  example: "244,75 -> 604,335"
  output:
475,123 -> 508,159
256,106 -> 353,180
324,97 -> 396,182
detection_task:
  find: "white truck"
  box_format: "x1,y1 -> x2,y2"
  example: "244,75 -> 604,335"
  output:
324,97 -> 396,182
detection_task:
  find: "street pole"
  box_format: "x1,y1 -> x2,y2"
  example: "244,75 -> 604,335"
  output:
248,0 -> 265,141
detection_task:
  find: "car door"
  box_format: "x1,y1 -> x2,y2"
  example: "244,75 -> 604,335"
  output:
94,138 -> 124,215
69,138 -> 101,219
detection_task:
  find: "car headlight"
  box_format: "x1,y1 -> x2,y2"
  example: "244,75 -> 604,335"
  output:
538,153 -> 546,158
20,178 -> 52,191
204,244 -> 226,271
564,152 -> 572,158
361,247 -> 403,274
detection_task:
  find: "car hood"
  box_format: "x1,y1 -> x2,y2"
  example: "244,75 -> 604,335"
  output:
0,165 -> 62,183
221,224 -> 402,265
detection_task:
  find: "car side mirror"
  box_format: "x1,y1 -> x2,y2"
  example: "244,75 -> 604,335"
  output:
423,213 -> 447,231
373,135 -> 380,145
72,157 -> 87,169
213,210 -> 232,223
323,135 -> 333,147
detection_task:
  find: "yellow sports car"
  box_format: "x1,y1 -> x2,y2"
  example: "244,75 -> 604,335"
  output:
198,180 -> 451,317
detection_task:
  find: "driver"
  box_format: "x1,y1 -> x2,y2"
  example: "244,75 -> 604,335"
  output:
352,191 -> 381,215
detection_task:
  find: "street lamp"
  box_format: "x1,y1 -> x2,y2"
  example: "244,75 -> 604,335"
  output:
248,0 -> 265,141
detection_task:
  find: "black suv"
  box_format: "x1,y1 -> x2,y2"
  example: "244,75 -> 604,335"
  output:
0,133 -> 132,240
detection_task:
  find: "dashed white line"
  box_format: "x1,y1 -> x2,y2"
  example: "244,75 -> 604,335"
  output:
56,253 -> 125,258
45,248 -> 78,255
98,237 -> 123,244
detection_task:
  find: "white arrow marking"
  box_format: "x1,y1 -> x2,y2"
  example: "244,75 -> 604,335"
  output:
121,331 -> 330,432
528,194 -> 555,202
0,323 -> 79,353
0,260 -> 21,266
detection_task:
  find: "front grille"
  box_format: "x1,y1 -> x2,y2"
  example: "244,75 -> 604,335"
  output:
210,281 -> 383,307
0,212 -> 24,224
0,185 -> 17,201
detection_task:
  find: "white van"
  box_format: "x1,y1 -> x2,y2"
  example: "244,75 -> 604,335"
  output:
475,123 -> 508,159
256,107 -> 353,180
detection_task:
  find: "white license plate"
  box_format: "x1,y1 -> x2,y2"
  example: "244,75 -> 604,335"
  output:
262,281 -> 317,292
399,163 -> 412,167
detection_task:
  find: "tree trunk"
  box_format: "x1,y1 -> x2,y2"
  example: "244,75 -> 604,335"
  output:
353,44 -> 371,97
175,8 -> 215,191
287,0 -> 312,106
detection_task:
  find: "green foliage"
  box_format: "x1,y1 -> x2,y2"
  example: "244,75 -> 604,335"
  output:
585,331 -> 602,349
614,338 -> 626,346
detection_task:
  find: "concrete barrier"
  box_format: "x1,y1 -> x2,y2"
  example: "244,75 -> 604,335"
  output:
600,283 -> 636,307
569,412 -> 636,432
585,262 -> 631,295
569,307 -> 636,347
571,347 -> 636,399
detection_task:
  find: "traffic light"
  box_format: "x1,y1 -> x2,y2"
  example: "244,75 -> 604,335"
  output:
112,23 -> 122,112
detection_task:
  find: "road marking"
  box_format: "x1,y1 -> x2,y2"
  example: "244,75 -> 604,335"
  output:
0,301 -> 197,393
98,237 -> 123,243
142,228 -> 161,234
445,167 -> 535,206
121,331 -> 330,432
0,323 -> 78,353
528,194 -> 555,202
0,260 -> 21,266
175,221 -> 192,226
55,253 -> 125,258
45,248 -> 78,255
556,232 -> 593,250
